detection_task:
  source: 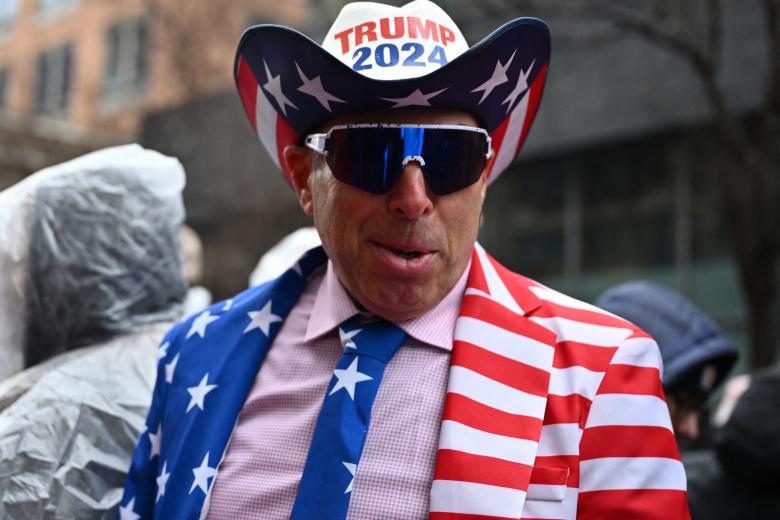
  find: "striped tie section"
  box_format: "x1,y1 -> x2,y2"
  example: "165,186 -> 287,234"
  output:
526,283 -> 690,519
431,248 -> 556,519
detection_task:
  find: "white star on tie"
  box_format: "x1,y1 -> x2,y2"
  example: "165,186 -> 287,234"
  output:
186,310 -> 219,339
262,60 -> 298,116
119,497 -> 140,520
155,461 -> 170,503
244,301 -> 282,336
186,373 -> 218,413
148,423 -> 162,460
223,298 -> 234,311
501,59 -> 535,114
471,50 -> 516,104
342,461 -> 357,493
189,452 -> 217,495
339,327 -> 362,349
329,358 -> 372,400
292,262 -> 303,276
296,62 -> 345,112
157,342 -> 169,361
165,353 -> 179,384
381,87 -> 447,108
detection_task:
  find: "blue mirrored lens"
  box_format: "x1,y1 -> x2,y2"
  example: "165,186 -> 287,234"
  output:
325,127 -> 487,195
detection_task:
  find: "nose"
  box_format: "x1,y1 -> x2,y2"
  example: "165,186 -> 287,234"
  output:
386,161 -> 433,220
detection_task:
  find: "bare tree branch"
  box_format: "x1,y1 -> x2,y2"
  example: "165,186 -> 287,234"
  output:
764,0 -> 780,116
705,0 -> 722,70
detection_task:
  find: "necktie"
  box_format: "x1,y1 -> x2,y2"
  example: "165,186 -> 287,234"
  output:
290,316 -> 407,519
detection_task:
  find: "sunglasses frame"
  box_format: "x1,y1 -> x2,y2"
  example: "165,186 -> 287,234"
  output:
304,123 -> 494,160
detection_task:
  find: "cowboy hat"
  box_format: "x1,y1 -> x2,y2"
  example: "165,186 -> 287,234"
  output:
234,0 -> 550,188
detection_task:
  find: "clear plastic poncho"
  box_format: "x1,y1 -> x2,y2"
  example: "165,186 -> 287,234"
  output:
0,144 -> 187,378
0,144 -> 187,518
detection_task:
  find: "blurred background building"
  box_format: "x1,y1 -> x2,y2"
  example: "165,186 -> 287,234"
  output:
0,0 -> 305,188
0,0 -> 777,373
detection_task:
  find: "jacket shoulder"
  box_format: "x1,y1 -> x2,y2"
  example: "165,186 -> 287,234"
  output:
161,283 -> 274,357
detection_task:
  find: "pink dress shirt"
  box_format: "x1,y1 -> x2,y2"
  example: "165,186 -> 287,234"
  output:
206,261 -> 468,519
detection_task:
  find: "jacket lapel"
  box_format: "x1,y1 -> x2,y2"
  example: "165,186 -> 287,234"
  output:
155,247 -> 328,518
430,244 -> 557,519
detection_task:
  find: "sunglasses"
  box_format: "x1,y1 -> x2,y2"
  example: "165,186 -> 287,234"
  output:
304,124 -> 493,196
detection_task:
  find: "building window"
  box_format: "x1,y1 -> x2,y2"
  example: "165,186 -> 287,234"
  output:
39,0 -> 80,21
579,145 -> 675,271
0,0 -> 19,35
35,43 -> 74,117
102,16 -> 149,106
0,69 -> 7,110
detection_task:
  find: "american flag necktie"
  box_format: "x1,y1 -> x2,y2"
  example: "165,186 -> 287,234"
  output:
290,316 -> 407,519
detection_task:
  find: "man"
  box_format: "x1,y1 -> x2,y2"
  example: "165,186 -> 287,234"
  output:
121,1 -> 690,518
595,281 -> 738,442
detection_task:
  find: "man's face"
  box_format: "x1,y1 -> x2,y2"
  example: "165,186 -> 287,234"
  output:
285,108 -> 487,322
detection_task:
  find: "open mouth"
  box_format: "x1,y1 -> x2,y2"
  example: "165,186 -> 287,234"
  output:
390,247 -> 423,260
373,240 -> 433,262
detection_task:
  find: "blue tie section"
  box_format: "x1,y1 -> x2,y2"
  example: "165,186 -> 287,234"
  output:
290,318 -> 406,519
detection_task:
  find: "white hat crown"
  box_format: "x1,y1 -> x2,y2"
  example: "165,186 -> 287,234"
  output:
322,0 -> 469,80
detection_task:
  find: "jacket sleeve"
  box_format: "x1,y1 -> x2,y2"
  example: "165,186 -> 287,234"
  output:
117,326 -> 182,518
576,334 -> 691,520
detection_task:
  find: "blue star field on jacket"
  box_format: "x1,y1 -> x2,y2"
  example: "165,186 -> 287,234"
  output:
120,247 -> 328,519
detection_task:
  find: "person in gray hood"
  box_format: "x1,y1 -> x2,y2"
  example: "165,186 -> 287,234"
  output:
595,280 -> 738,441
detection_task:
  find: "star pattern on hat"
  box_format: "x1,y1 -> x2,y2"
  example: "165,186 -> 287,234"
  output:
381,87 -> 447,108
296,63 -> 345,112
187,311 -> 219,339
329,358 -> 372,400
189,453 -> 217,495
501,59 -> 535,114
262,60 -> 298,116
186,373 -> 218,413
471,50 -> 516,104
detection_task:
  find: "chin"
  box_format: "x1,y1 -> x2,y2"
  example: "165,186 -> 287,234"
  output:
364,285 -> 436,321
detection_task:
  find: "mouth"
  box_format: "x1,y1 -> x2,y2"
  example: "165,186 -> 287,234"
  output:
388,247 -> 424,260
372,240 -> 437,266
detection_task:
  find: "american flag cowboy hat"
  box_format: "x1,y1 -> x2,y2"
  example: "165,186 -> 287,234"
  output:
234,0 -> 550,188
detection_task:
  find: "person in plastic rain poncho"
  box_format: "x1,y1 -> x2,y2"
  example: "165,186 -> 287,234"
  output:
0,145 -> 187,519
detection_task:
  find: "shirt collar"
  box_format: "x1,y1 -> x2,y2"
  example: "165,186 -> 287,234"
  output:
305,259 -> 470,351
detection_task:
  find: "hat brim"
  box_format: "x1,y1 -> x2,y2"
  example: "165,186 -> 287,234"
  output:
234,18 -> 550,187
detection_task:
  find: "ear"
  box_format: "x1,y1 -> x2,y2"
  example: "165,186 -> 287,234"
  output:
283,144 -> 315,215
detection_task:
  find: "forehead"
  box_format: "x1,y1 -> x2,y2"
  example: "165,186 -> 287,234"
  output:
317,107 -> 479,132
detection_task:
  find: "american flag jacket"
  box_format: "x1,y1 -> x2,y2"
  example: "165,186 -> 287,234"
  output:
121,244 -> 690,519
